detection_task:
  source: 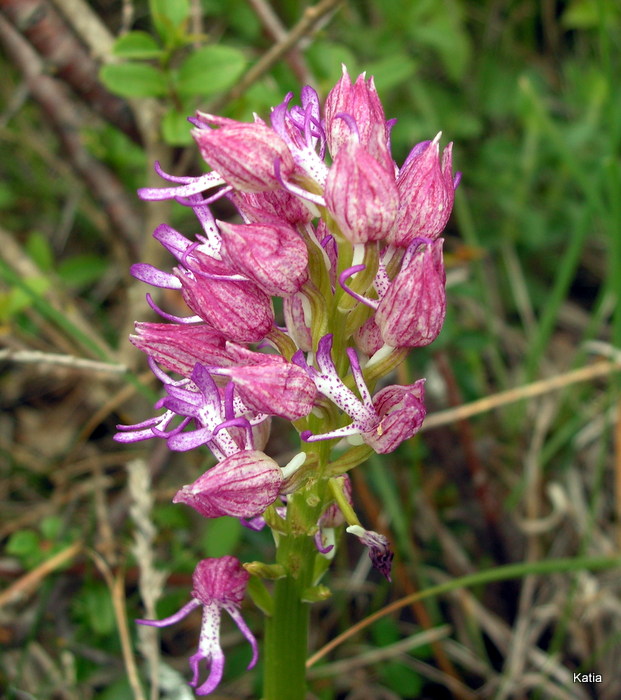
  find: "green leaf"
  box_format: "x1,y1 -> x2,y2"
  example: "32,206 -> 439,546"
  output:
150,0 -> 190,44
379,662 -> 424,697
0,183 -> 17,209
40,515 -> 63,540
7,530 -> 40,557
247,576 -> 274,616
1,276 -> 50,321
201,517 -> 242,558
305,40 -> 358,88
162,107 -> 193,146
154,502 -> 192,530
57,255 -> 108,288
112,31 -> 162,59
410,14 -> 471,82
100,63 -> 168,99
176,45 -> 246,98
562,0 -> 620,29
76,585 -> 116,636
151,0 -> 190,27
96,677 -> 134,700
26,231 -> 53,272
365,54 -> 418,93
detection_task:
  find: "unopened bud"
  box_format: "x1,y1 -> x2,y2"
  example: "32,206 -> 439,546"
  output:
390,135 -> 456,247
218,220 -> 309,296
193,115 -> 296,192
173,450 -> 283,519
376,239 -> 446,348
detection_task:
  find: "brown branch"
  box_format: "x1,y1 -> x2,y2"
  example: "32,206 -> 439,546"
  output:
49,0 -> 115,60
89,551 -> 147,700
0,0 -> 140,143
423,359 -> 621,430
245,0 -> 312,86
208,0 -> 343,112
0,541 -> 83,607
0,226 -> 117,360
0,348 -> 127,374
0,14 -> 142,255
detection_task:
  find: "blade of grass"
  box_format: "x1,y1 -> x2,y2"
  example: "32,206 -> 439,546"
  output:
307,554 -> 621,668
0,257 -> 157,402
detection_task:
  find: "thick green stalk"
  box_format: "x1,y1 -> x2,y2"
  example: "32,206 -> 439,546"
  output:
262,477 -> 327,699
263,564 -> 310,700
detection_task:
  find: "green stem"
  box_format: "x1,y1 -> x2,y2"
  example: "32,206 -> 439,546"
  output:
263,480 -> 326,699
263,571 -> 310,700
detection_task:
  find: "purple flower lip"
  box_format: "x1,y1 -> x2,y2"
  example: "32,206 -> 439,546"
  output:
137,161 -> 227,202
293,334 -> 426,453
136,557 -> 258,696
114,361 -> 270,461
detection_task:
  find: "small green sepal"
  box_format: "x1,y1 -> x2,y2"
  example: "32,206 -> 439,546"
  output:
246,574 -> 275,616
301,585 -> 332,603
244,561 -> 286,580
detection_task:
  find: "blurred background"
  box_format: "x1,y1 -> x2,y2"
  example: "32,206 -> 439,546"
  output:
1,1 -> 621,698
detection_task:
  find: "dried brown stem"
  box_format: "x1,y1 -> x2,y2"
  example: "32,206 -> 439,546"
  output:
245,0 -> 312,85
90,551 -> 147,700
0,541 -> 83,607
0,16 -> 143,255
0,0 -> 140,142
0,348 -> 127,374
423,360 -> 621,431
209,0 -> 342,112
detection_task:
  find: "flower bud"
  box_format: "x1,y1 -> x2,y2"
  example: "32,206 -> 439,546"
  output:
192,115 -> 296,192
390,134 -> 456,247
217,220 -> 309,296
173,450 -> 283,519
324,139 -> 398,244
232,189 -> 313,225
353,316 -> 384,356
178,273 -> 274,344
219,359 -> 317,421
130,322 -> 234,377
325,66 -> 387,157
318,475 -> 352,528
376,239 -> 446,348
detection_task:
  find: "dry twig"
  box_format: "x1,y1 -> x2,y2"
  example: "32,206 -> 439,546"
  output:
423,360 -> 621,430
0,541 -> 83,608
0,16 -> 142,253
208,0 -> 342,112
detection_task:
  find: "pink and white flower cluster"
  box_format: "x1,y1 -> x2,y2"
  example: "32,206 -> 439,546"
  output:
116,66 -> 458,695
